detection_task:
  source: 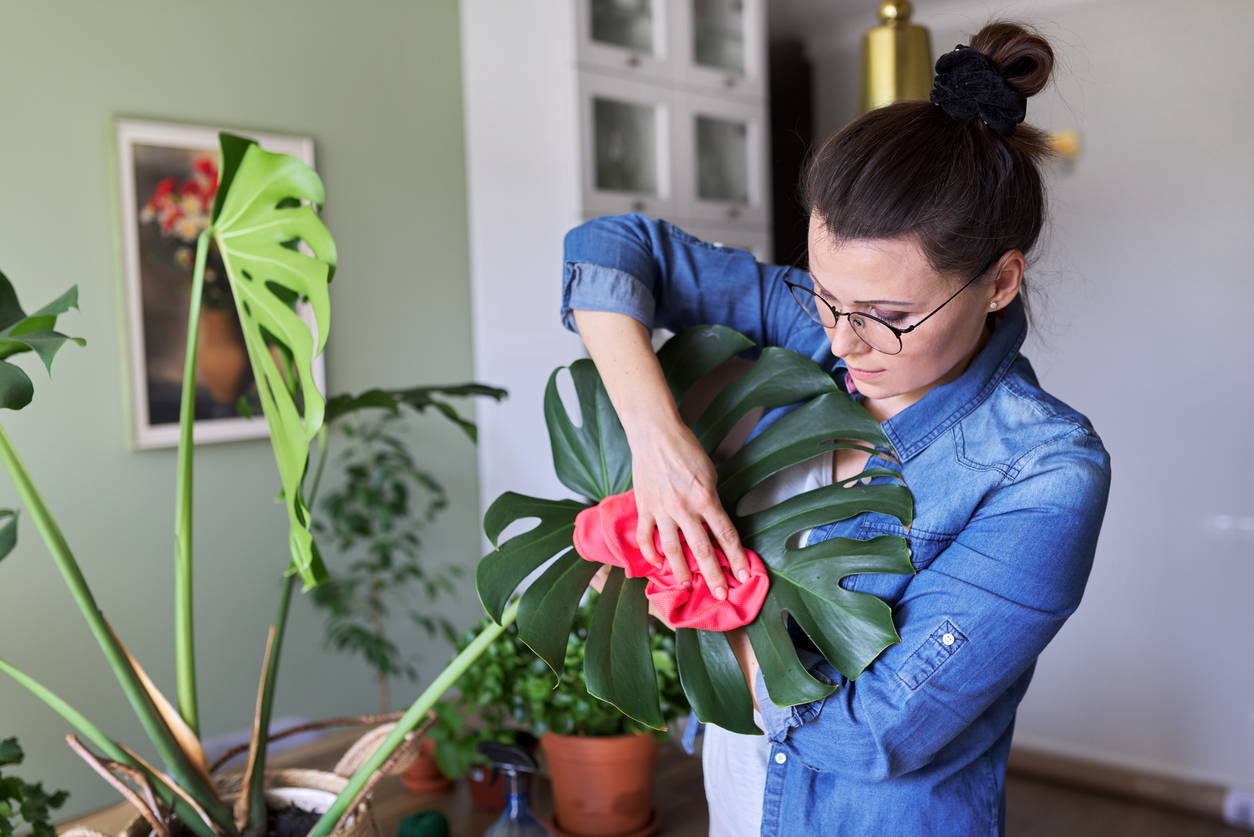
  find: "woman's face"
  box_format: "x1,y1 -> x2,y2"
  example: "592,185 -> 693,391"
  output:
804,216 -> 1020,409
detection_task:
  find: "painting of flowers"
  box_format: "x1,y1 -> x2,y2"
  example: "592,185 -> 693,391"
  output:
114,118 -> 324,448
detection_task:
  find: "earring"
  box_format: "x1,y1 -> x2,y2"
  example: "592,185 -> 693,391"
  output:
989,301 -> 997,308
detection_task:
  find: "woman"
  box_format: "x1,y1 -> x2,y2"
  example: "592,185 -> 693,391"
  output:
562,20 -> 1111,837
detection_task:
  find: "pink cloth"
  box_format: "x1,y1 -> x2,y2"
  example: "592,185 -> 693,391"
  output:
572,489 -> 769,631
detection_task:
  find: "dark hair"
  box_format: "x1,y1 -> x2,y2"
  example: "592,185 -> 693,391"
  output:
800,19 -> 1057,329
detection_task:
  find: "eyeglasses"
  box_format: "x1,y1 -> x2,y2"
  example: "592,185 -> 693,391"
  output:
782,252 -> 1002,355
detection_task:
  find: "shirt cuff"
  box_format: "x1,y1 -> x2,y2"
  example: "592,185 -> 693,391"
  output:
751,652 -> 841,745
561,261 -> 656,335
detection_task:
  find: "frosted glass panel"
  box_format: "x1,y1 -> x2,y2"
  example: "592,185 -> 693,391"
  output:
696,115 -> 748,202
594,97 -> 659,195
693,0 -> 744,73
591,0 -> 655,54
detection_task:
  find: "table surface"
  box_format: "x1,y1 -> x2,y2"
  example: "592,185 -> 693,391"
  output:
57,727 -> 709,837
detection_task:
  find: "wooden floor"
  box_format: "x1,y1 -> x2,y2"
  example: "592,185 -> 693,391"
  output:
1005,774 -> 1251,837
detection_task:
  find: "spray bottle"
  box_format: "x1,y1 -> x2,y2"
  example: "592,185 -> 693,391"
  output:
479,740 -> 552,837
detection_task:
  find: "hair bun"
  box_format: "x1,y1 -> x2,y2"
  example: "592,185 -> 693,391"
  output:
929,44 -> 1026,136
969,20 -> 1055,99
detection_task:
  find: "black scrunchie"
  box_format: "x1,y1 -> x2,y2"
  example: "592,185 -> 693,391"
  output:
929,44 -> 1026,137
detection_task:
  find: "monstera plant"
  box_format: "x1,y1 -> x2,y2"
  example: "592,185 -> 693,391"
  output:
312,325 -> 920,834
0,133 -> 351,837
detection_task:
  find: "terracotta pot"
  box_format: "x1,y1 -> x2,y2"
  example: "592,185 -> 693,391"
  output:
540,731 -> 658,836
466,763 -> 506,812
402,738 -> 454,795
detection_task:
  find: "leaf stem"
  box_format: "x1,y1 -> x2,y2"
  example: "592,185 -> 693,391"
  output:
174,229 -> 210,736
306,600 -> 520,837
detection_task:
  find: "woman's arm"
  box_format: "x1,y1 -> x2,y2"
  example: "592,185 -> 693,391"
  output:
562,213 -> 817,357
749,429 -> 1112,780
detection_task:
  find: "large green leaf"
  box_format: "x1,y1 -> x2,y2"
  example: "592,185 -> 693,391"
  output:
210,133 -> 335,590
0,272 -> 84,411
475,324 -> 917,730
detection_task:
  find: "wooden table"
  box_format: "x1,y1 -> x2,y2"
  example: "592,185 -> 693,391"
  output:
58,729 -> 709,837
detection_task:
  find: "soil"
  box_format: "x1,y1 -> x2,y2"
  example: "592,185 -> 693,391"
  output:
164,804 -> 323,837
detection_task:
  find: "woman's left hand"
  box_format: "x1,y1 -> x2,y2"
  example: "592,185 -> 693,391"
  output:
588,564 -> 676,630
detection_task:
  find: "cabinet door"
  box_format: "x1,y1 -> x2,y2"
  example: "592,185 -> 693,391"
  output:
676,90 -> 768,226
579,71 -> 680,218
673,0 -> 766,101
575,0 -> 675,83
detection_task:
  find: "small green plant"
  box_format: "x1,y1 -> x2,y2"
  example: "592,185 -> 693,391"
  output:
312,410 -> 466,713
0,737 -> 69,837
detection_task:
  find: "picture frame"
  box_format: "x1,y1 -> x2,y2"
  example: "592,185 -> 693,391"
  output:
113,117 -> 326,449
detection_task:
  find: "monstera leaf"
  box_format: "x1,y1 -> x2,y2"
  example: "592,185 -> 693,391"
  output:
477,324 -> 915,734
210,133 -> 336,589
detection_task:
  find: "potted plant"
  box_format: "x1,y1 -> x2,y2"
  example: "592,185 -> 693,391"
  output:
0,736 -> 70,837
515,595 -> 686,837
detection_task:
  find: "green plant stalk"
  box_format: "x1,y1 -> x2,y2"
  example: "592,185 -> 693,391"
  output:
0,658 -> 219,837
306,599 -> 521,837
174,229 -> 210,737
244,428 -> 331,837
0,424 -> 235,833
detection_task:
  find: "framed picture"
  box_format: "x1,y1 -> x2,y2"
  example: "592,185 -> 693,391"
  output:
114,117 -> 326,449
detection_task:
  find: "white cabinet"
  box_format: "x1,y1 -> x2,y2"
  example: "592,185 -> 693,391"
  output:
575,0 -> 767,101
574,0 -> 771,241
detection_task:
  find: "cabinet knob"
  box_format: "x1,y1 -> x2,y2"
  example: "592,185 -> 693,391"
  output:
627,53 -> 642,68
724,74 -> 739,88
727,206 -> 742,219
631,200 -> 647,212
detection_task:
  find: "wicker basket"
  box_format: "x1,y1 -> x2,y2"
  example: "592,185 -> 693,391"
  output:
61,714 -> 431,837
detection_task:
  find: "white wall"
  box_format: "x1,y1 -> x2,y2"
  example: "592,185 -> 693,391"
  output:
802,0 -> 1254,788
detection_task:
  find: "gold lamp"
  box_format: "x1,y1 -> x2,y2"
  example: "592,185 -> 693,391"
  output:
859,0 -> 1079,159
860,0 -> 933,113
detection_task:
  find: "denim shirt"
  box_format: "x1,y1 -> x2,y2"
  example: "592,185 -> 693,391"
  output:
560,213 -> 1113,836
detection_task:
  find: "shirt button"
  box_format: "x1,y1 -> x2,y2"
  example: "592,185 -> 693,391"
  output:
941,633 -> 955,646
774,752 -> 787,765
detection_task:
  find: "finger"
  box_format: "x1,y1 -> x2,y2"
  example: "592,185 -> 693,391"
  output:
675,514 -> 729,601
654,518 -> 692,588
589,564 -> 610,594
635,512 -> 664,568
705,507 -> 750,584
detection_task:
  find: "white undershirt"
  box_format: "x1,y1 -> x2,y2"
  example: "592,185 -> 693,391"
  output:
702,448 -> 837,837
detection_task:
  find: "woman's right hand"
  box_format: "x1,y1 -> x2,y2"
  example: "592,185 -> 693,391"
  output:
570,309 -> 751,601
625,417 -> 751,601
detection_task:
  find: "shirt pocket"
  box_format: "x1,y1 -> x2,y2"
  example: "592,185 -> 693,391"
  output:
894,618 -> 969,691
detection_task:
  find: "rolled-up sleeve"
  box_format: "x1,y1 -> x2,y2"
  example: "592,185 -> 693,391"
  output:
753,426 -> 1112,781
560,213 -> 813,354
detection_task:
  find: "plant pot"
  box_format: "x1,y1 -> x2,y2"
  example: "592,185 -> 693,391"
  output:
401,738 -> 454,795
539,731 -> 659,837
466,763 -> 506,812
60,768 -> 377,837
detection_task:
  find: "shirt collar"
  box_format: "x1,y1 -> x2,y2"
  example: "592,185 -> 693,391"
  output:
833,294 -> 1028,462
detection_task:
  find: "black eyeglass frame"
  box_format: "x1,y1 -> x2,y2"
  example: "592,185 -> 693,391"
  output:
782,252 -> 1003,355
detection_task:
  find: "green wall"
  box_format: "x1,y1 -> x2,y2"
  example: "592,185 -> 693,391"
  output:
0,1 -> 483,819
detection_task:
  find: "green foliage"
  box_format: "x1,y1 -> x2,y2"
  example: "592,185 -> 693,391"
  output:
0,271 -> 84,413
454,595 -> 687,741
0,737 -> 69,837
311,411 -> 464,692
477,325 -> 915,734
